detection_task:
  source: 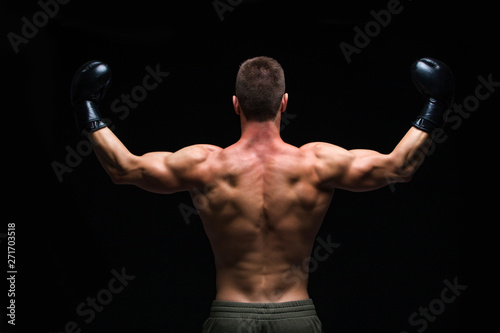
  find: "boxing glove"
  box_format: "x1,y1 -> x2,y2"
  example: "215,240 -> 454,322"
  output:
411,58 -> 454,133
71,61 -> 111,135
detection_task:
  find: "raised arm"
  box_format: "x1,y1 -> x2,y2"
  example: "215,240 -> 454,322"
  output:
310,58 -> 454,192
71,61 -> 220,194
309,127 -> 431,191
88,127 -> 219,194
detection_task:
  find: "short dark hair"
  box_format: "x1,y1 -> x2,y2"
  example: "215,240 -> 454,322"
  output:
235,56 -> 285,121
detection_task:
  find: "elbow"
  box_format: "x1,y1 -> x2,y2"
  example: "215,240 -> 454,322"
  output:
110,174 -> 124,185
107,168 -> 130,185
396,157 -> 424,183
109,173 -> 124,185
395,164 -> 418,183
398,172 -> 414,183
384,169 -> 414,186
106,156 -> 138,185
386,155 -> 418,184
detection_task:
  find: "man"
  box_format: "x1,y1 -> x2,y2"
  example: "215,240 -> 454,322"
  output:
71,56 -> 454,332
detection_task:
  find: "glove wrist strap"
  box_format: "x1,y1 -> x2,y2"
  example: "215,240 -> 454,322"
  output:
74,100 -> 107,136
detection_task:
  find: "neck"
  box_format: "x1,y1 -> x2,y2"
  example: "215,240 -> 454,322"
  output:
239,116 -> 283,146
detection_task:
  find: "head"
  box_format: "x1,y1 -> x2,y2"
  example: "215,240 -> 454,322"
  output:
234,56 -> 287,122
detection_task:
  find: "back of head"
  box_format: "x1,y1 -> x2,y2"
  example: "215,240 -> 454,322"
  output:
235,56 -> 285,122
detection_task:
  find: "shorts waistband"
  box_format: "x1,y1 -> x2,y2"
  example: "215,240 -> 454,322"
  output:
209,299 -> 318,320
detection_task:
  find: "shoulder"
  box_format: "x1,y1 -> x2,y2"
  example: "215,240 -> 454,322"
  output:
299,142 -> 351,161
173,144 -> 222,159
299,142 -> 354,186
167,144 -> 222,170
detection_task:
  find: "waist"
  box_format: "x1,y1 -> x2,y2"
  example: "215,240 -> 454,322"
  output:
215,266 -> 310,303
209,299 -> 318,320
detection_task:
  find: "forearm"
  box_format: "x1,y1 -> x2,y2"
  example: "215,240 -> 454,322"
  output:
389,127 -> 432,179
88,127 -> 136,181
386,58 -> 454,181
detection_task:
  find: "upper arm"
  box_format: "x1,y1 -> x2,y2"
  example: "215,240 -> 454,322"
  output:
304,142 -> 406,192
114,144 -> 220,194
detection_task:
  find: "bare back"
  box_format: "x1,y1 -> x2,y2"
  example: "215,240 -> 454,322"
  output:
91,122 -> 427,303
191,140 -> 335,302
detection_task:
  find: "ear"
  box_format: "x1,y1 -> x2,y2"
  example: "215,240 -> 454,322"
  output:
233,95 -> 241,115
280,93 -> 288,113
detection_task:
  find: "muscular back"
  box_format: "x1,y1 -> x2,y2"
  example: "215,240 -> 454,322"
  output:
191,140 -> 335,302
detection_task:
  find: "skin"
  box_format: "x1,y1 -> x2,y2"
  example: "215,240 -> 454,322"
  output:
88,92 -> 432,303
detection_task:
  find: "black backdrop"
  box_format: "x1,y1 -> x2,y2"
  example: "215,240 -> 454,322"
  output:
3,0 -> 497,332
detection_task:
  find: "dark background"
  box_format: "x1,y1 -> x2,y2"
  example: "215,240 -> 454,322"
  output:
2,0 -> 497,332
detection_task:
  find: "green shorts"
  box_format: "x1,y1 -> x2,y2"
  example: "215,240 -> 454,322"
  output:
202,299 -> 323,333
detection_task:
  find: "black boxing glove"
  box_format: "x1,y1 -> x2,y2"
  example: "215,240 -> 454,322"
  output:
71,61 -> 111,135
411,58 -> 455,133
